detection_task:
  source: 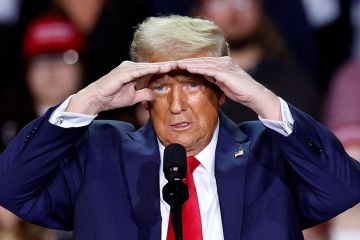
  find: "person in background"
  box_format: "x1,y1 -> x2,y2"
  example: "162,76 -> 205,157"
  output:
323,59 -> 360,240
193,0 -> 321,122
53,0 -> 150,127
22,12 -> 85,116
0,12 -> 86,152
300,0 -> 353,93
260,0 -> 318,81
53,0 -> 149,83
0,11 -> 85,240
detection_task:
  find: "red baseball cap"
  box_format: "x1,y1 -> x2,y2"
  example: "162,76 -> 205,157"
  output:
23,13 -> 86,59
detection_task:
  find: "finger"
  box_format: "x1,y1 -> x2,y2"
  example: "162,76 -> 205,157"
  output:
122,62 -> 179,89
177,56 -> 230,63
155,61 -> 178,73
178,63 -> 225,71
202,75 -> 217,85
181,66 -> 223,86
132,88 -> 154,104
124,60 -> 178,70
177,65 -> 219,79
177,61 -> 230,71
122,61 -> 177,81
177,65 -> 233,90
177,57 -> 230,69
113,66 -> 163,86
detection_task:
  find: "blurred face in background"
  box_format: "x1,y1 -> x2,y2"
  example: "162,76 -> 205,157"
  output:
27,50 -> 83,107
197,0 -> 262,43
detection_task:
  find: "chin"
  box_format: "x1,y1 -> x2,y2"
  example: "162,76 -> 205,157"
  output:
176,137 -> 202,154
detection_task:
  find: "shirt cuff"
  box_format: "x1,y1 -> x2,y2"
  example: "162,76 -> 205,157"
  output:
259,98 -> 294,136
48,95 -> 97,128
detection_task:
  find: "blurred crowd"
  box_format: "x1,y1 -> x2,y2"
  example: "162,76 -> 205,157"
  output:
0,0 -> 359,239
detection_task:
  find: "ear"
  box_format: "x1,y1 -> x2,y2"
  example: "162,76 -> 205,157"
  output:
219,94 -> 226,106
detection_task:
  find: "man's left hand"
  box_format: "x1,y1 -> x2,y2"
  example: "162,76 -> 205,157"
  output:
177,56 -> 282,121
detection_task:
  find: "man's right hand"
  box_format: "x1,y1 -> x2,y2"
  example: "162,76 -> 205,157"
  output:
65,61 -> 177,115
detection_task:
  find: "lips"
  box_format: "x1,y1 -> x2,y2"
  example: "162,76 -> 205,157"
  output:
169,121 -> 192,130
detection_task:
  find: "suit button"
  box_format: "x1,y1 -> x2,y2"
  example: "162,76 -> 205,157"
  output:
31,127 -> 37,134
24,127 -> 38,143
305,137 -> 322,154
24,135 -> 31,143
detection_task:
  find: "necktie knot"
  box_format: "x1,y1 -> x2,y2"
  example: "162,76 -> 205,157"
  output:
187,156 -> 200,174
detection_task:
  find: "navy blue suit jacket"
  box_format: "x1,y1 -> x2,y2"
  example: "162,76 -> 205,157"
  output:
0,105 -> 360,240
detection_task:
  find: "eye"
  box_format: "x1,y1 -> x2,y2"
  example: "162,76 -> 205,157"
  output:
154,85 -> 165,91
189,82 -> 199,88
184,81 -> 201,92
151,84 -> 168,93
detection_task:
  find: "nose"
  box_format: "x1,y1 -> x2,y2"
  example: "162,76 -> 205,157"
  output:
168,85 -> 187,114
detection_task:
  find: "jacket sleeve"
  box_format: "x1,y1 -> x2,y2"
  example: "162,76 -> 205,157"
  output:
266,104 -> 360,228
0,107 -> 89,230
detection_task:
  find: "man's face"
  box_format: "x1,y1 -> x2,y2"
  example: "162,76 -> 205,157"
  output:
146,55 -> 225,156
198,0 -> 261,43
27,53 -> 82,104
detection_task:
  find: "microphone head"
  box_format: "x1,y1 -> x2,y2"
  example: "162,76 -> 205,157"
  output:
163,143 -> 187,181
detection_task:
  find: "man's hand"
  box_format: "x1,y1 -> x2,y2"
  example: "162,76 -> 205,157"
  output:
66,61 -> 178,115
177,56 -> 282,121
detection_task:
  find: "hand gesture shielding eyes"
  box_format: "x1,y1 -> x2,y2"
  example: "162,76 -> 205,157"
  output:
177,56 -> 281,120
66,61 -> 178,115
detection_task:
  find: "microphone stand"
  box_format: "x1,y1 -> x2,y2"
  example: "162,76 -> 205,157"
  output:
163,180 -> 189,240
172,197 -> 183,240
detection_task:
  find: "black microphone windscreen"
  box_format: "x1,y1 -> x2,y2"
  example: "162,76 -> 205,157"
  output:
163,143 -> 187,181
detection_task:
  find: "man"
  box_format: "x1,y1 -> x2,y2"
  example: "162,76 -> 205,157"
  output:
0,15 -> 359,240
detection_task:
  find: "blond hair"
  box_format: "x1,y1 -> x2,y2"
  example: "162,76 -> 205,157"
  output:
130,15 -> 229,62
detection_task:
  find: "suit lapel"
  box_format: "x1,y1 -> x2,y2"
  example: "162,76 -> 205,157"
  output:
215,112 -> 251,240
121,122 -> 162,240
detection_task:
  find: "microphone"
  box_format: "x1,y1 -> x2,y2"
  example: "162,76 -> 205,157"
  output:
163,143 -> 187,182
162,143 -> 189,240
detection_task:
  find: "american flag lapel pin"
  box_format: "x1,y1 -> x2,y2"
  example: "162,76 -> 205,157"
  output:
234,149 -> 244,158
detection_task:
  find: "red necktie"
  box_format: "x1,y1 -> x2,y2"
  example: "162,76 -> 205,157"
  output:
167,156 -> 203,240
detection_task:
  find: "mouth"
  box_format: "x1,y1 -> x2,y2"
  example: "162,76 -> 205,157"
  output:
169,121 -> 192,131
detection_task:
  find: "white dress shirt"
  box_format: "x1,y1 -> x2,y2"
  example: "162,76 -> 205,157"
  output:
49,96 -> 294,239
